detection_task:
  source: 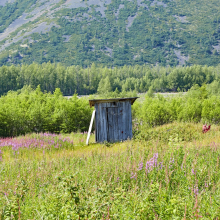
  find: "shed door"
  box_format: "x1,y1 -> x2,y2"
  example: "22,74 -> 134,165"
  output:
106,107 -> 120,142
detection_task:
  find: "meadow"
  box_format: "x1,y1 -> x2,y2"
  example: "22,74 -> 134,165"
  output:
1,122 -> 220,219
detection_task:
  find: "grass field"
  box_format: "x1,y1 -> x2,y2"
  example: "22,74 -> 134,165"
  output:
1,123 -> 220,219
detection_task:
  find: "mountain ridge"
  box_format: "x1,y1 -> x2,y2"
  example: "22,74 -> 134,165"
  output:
0,0 -> 220,66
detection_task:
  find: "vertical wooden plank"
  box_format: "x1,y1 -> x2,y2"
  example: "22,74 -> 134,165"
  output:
95,103 -> 98,142
117,106 -> 121,142
113,107 -> 119,142
106,103 -> 110,142
86,110 -> 96,145
104,103 -> 108,142
95,103 -> 99,142
101,103 -> 107,142
98,103 -> 103,142
106,105 -> 111,142
106,105 -> 119,143
108,107 -> 114,142
121,101 -> 132,141
115,101 -> 120,142
99,103 -> 103,142
127,101 -> 132,140
123,101 -> 127,140
118,102 -> 124,141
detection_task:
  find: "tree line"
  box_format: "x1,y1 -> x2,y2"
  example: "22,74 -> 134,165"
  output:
1,62 -> 220,96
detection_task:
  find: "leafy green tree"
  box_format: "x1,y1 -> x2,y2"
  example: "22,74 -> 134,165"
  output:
97,76 -> 112,96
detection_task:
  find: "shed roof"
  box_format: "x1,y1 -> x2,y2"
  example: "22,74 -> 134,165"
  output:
89,97 -> 139,107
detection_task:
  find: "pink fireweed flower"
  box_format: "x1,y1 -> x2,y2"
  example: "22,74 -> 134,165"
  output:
193,185 -> 199,196
169,157 -> 174,168
0,134 -> 73,151
0,150 -> 2,161
191,169 -> 196,175
146,153 -> 159,173
138,162 -> 143,171
205,182 -> 209,188
130,172 -> 137,179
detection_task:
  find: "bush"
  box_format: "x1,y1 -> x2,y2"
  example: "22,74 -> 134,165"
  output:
0,86 -> 93,137
202,96 -> 220,124
135,85 -> 220,130
140,95 -> 173,127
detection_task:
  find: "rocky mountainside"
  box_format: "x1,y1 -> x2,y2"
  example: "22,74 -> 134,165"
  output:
0,0 -> 220,67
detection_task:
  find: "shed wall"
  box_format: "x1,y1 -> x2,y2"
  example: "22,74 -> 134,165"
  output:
95,100 -> 132,143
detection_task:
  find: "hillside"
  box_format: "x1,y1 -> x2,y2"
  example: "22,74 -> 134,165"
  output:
0,0 -> 220,67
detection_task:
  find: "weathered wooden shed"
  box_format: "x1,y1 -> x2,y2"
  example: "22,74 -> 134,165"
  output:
88,97 -> 138,143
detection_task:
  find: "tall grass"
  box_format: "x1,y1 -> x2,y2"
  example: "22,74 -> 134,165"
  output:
1,123 -> 220,219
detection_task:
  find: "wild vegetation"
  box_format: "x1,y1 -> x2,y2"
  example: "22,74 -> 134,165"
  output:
0,85 -> 92,137
0,0 -> 37,33
0,63 -> 220,218
1,1 -> 220,218
1,62 -> 220,96
0,0 -> 220,66
1,123 -> 220,219
0,82 -> 220,136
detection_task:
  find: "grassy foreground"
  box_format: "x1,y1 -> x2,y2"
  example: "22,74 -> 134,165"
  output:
1,123 -> 220,219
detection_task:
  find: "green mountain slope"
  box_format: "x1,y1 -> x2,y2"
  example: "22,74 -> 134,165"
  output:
0,0 -> 220,67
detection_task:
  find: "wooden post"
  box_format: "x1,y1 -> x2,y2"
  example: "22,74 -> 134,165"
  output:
86,110 -> 96,145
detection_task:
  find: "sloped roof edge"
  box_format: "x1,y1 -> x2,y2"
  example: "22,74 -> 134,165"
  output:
89,97 -> 139,108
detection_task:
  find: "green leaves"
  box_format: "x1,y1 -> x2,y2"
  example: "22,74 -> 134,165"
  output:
0,87 -> 92,137
0,63 -> 219,97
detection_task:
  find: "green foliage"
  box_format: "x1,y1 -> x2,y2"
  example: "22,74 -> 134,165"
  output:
0,0 -> 37,33
135,122 -> 200,143
0,0 -> 220,66
202,96 -> 220,124
1,78 -> 220,138
207,80 -> 220,96
140,95 -> 173,127
97,76 -> 112,96
133,84 -> 220,134
0,62 -> 219,96
1,129 -> 220,218
146,86 -> 155,98
0,86 -> 93,137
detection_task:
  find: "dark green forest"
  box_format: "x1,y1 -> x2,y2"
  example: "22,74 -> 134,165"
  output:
0,62 -> 220,96
0,0 -> 220,66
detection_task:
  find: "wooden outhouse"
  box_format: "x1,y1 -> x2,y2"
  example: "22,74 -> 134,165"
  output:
88,97 -> 138,143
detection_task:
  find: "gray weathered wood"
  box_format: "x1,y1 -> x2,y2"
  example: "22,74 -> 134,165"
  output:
91,98 -> 137,143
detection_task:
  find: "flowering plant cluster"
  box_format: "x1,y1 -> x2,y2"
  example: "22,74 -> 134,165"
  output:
0,133 -> 74,159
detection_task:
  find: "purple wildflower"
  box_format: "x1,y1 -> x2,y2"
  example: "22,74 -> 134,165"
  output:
169,157 -> 174,168
130,172 -> 137,179
145,153 -> 159,173
138,162 -> 143,171
191,169 -> 196,175
0,134 -> 74,151
193,186 -> 199,196
0,150 -> 2,161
